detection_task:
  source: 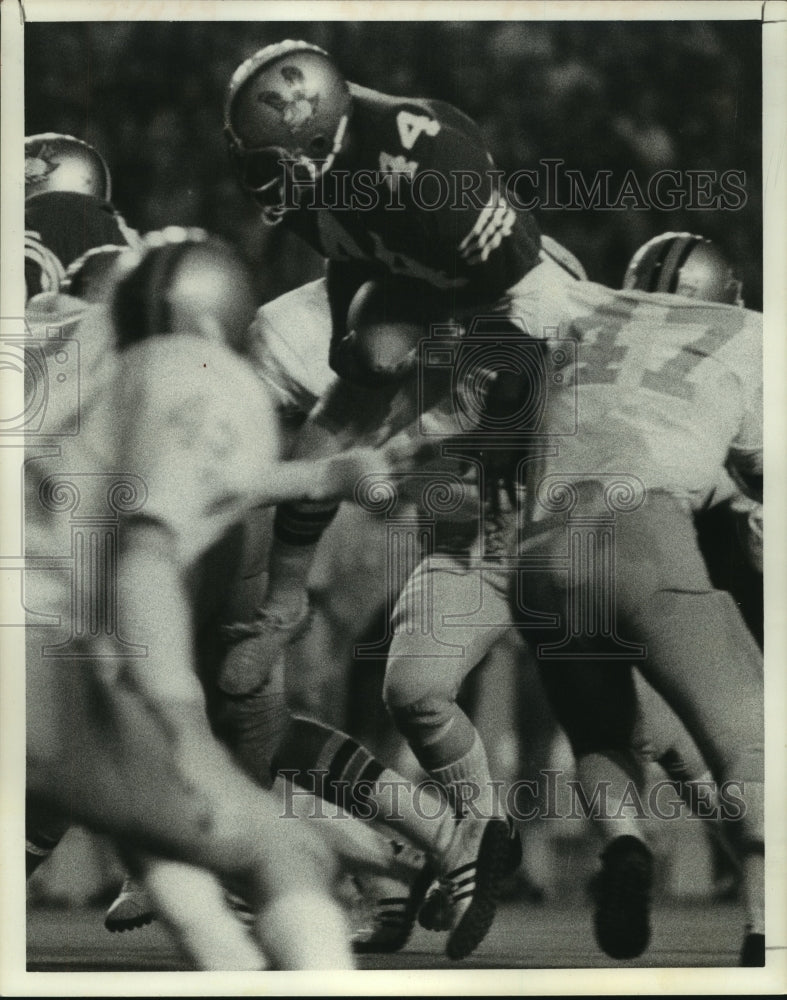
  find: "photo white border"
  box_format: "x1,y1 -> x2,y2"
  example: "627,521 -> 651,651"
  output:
2,1 -> 785,995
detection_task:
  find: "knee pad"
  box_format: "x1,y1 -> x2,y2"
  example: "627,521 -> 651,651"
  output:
383,640 -> 460,717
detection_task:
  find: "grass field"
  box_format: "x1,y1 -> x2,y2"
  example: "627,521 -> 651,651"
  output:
27,897 -> 746,972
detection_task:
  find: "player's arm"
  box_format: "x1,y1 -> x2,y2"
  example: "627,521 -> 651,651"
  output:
250,431 -> 444,508
113,518 -> 208,721
701,469 -> 763,574
726,390 -> 762,503
405,103 -> 542,301
721,311 -> 762,504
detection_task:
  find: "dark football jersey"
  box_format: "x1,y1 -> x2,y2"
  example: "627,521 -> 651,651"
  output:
280,86 -> 541,343
284,84 -> 540,376
25,191 -> 140,298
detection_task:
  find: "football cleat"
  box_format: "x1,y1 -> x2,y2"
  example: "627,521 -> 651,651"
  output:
104,875 -> 156,932
419,816 -> 522,935
590,835 -> 654,960
351,866 -> 432,954
417,877 -> 455,933
419,816 -> 514,960
444,818 -> 515,960
740,931 -> 765,967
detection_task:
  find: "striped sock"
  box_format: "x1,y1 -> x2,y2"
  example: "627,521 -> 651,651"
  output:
275,717 -> 452,856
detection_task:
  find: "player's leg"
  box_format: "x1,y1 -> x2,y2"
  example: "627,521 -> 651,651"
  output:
106,650 -> 293,933
385,554 -> 512,821
537,658 -> 654,960
127,853 -> 269,969
616,511 -> 764,965
274,715 -> 456,859
382,552 -> 518,958
631,671 -> 742,900
525,489 -> 764,964
27,656 -> 353,970
25,797 -> 70,879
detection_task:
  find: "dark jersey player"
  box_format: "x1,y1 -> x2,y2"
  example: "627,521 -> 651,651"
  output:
223,39 -> 548,958
224,40 -> 541,358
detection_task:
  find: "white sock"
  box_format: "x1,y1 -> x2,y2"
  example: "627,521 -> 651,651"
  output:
431,732 -> 504,822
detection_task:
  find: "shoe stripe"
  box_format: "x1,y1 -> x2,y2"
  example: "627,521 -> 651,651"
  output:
453,877 -> 476,891
444,819 -> 514,960
446,861 -> 477,879
452,890 -> 476,903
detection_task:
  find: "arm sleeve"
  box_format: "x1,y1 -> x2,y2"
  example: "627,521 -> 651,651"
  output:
410,110 -> 541,301
247,279 -> 335,415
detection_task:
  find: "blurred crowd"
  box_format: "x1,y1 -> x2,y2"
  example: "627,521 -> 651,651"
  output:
25,20 -> 762,308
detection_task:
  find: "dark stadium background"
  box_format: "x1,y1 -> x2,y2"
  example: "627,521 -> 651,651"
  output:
25,20 -> 763,309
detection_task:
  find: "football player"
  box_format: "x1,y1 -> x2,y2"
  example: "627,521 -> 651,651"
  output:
224,42 -> 584,954
24,134 -> 141,301
25,133 -> 112,202
619,232 -> 762,905
22,217 -> 473,959
24,228 -> 430,969
383,232 -> 765,960
489,241 -> 765,967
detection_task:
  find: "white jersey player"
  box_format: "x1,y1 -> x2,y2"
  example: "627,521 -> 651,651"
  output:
500,247 -> 763,967
24,230 -> 423,969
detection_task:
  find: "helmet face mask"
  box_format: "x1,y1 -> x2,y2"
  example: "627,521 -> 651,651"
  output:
224,136 -> 322,208
224,40 -> 351,222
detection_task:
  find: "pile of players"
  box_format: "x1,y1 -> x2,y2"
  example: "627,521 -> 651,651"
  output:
24,38 -> 764,970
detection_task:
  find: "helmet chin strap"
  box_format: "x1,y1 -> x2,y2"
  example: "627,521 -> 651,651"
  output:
259,112 -> 350,227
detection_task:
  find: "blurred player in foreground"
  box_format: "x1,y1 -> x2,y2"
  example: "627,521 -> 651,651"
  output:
24,226 -> 429,969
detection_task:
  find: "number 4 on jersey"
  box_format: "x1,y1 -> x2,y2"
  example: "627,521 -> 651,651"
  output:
397,110 -> 440,150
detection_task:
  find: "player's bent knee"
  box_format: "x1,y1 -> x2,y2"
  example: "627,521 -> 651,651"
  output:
384,692 -> 454,743
382,663 -> 443,714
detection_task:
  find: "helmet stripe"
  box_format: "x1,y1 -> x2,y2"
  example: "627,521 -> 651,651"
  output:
656,235 -> 692,293
665,236 -> 703,294
647,235 -> 680,292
